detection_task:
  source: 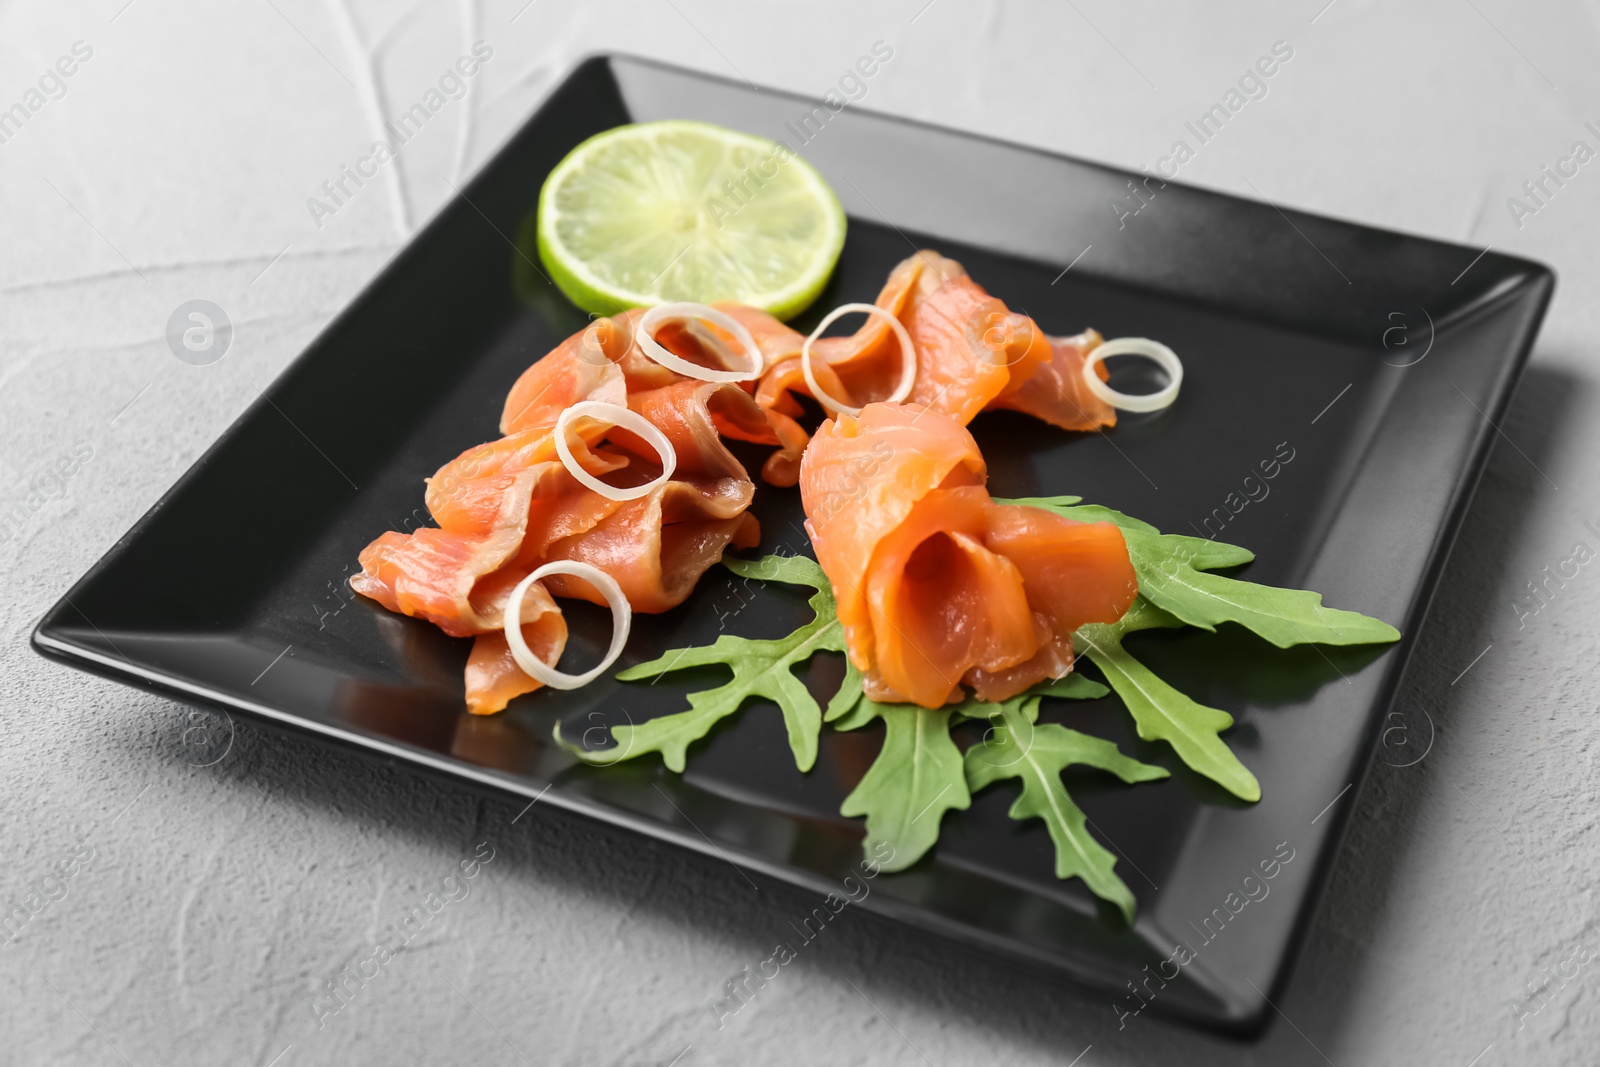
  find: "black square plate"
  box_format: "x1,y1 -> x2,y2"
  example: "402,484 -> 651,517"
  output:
34,55 -> 1551,1035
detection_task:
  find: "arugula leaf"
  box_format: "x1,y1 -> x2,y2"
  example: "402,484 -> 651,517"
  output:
949,673 -> 1109,723
833,676 -> 1113,869
1075,599 -> 1261,802
838,702 -> 969,872
965,699 -> 1168,922
1128,528 -> 1401,647
824,658 -> 870,728
558,555 -> 841,772
1030,674 -> 1111,701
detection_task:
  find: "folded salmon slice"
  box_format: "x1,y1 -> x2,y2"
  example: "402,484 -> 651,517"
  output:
500,310 -> 664,436
800,402 -> 1136,707
753,251 -> 1116,485
352,375 -> 767,714
988,327 -> 1113,431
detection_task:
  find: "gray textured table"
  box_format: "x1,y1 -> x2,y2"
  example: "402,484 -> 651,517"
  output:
4,1 -> 1596,1063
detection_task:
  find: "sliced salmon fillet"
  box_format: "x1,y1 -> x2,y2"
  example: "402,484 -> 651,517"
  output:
753,251 -> 1116,484
988,328 -> 1114,431
501,314 -> 628,438
352,368 -> 767,712
360,383 -> 763,614
798,402 -> 986,655
499,307 -> 789,438
800,402 -> 1136,707
498,310 -> 684,437
526,380 -> 765,613
463,587 -> 568,715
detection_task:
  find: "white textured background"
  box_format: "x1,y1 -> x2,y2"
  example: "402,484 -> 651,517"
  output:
2,1 -> 1597,1064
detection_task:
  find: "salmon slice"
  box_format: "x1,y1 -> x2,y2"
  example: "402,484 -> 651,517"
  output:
498,309 -> 708,437
352,373 -> 767,712
356,383 -> 763,625
799,402 -> 986,655
989,328 -> 1115,432
498,308 -> 789,441
500,314 -> 631,437
800,402 -> 1136,707
753,251 -> 1116,483
463,581 -> 568,715
455,385 -> 765,706
751,352 -> 845,487
864,486 -> 1038,707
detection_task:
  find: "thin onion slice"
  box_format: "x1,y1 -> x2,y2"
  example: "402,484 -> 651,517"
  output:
555,400 -> 677,502
636,303 -> 763,382
504,561 -> 632,690
801,302 -> 917,417
1081,337 -> 1183,413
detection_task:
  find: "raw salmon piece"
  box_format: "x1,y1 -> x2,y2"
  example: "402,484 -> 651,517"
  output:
458,487 -> 759,709
983,499 -> 1139,634
356,424 -> 631,639
800,401 -> 1136,707
715,303 -> 806,368
754,251 -> 1105,480
989,328 -> 1116,432
753,253 -> 926,462
963,623 -> 1074,704
800,403 -> 986,657
862,486 -> 1038,707
426,427 -> 624,535
629,378 -> 773,481
883,251 -> 1049,424
809,251 -> 923,371
540,500 -> 760,613
356,381 -> 764,624
499,313 -> 634,437
351,525 -> 567,715
464,586 -> 568,715
531,380 -> 765,612
352,372 -> 769,712
751,350 -> 847,487
499,307 -> 787,443
809,251 -> 1048,420
352,460 -> 548,637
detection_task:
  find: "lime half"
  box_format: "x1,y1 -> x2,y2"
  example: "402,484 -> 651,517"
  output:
537,120 -> 846,321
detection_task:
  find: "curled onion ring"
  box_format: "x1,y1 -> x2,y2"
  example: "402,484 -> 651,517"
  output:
1080,337 -> 1183,413
554,400 -> 676,502
636,303 -> 763,382
801,302 -> 917,417
504,561 -> 632,690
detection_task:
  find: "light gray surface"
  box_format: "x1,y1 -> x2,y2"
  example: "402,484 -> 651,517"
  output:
2,0 -> 1596,1063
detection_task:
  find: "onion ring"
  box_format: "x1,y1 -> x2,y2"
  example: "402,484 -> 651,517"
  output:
636,302 -> 763,382
801,302 -> 917,417
504,561 -> 632,690
1080,337 -> 1183,413
554,400 -> 676,502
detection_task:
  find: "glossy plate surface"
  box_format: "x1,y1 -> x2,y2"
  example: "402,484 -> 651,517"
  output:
34,55 -> 1552,1035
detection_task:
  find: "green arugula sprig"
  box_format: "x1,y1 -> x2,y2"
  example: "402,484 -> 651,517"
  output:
966,697 -> 1168,923
824,672 -> 1163,916
1075,599 -> 1261,802
833,700 -> 969,873
557,501 -> 1401,918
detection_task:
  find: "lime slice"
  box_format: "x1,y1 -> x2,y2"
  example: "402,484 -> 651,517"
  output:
537,120 -> 846,321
